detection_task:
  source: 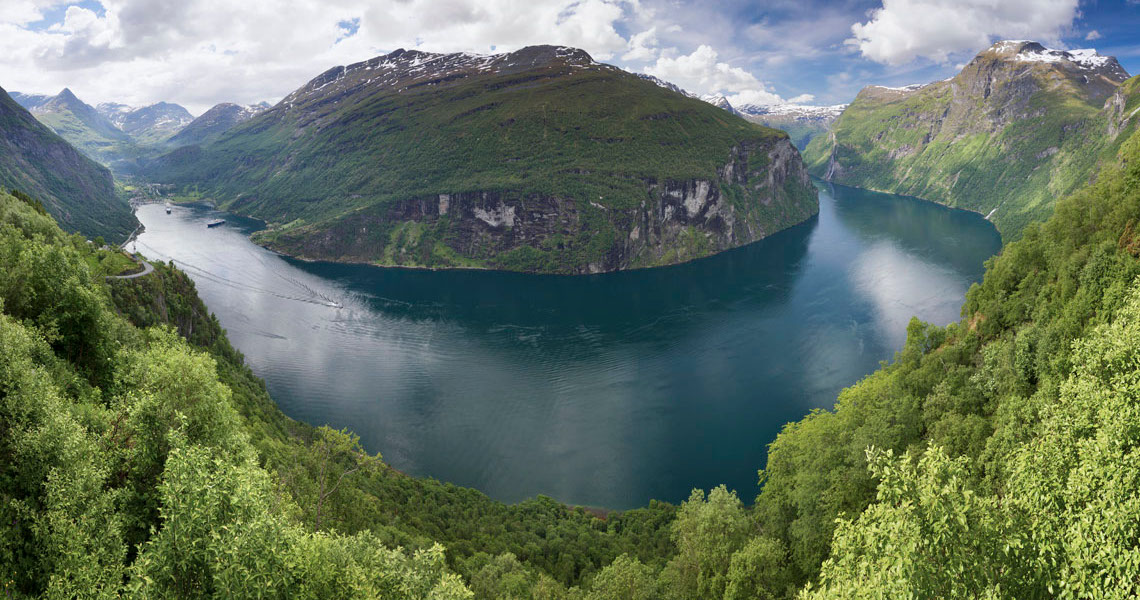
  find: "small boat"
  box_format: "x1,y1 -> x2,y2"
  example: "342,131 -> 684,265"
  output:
206,219 -> 226,228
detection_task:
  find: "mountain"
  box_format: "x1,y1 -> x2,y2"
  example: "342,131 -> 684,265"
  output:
636,73 -> 837,149
0,86 -> 137,241
802,40 -> 1132,238
7,73 -> 1140,600
737,103 -> 846,149
9,91 -> 53,111
636,73 -> 691,97
96,101 -> 195,145
165,101 -> 269,147
699,93 -> 739,115
636,74 -> 741,115
146,45 -> 818,274
17,87 -> 141,170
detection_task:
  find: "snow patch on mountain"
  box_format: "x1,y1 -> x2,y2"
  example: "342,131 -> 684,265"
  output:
990,41 -> 1129,79
737,103 -> 847,119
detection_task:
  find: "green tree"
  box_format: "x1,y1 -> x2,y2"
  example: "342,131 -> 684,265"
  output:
659,486 -> 749,600
724,537 -> 794,600
586,554 -> 656,600
282,425 -> 381,531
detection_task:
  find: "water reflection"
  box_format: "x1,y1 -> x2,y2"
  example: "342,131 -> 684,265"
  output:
134,181 -> 1001,508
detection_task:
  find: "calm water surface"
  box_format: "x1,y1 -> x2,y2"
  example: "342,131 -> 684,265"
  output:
134,181 -> 1001,509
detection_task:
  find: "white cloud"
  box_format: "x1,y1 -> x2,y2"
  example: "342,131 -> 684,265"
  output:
645,45 -> 758,91
1085,30 -> 1102,41
0,0 -> 818,113
622,27 -> 658,61
0,0 -> 60,26
644,44 -> 802,106
0,0 -> 643,113
848,0 -> 1080,65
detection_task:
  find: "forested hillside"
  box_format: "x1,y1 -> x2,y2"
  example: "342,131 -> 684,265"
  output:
0,86 -> 137,242
5,64 -> 1140,597
144,46 -> 817,274
804,42 -> 1133,239
758,78 -> 1140,596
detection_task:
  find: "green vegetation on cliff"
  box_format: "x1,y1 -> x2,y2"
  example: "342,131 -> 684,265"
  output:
0,186 -> 688,598
19,88 -> 146,172
0,87 -> 137,242
804,41 -> 1133,239
8,53 -> 1140,596
762,78 -> 1140,596
145,46 -> 817,273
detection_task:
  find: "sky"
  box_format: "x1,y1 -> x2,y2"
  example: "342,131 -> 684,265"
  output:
0,0 -> 1138,115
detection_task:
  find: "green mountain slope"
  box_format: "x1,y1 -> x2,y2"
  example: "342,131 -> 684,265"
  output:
803,41 -> 1132,238
97,101 -> 195,146
761,73 -> 1140,594
166,102 -> 268,147
0,86 -> 136,241
24,88 -> 144,170
145,45 -> 818,274
5,68 -> 1140,596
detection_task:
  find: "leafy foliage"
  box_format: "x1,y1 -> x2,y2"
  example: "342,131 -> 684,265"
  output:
803,63 -> 1138,239
756,79 -> 1140,595
0,87 -> 137,241
0,189 -> 472,598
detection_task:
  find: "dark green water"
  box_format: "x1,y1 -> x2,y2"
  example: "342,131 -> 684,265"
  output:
133,181 -> 1001,509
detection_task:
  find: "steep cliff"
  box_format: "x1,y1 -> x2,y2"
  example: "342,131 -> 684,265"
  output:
0,85 -> 137,241
255,136 -> 814,273
17,88 -> 143,170
147,45 -> 818,273
166,102 -> 269,147
803,41 -> 1131,238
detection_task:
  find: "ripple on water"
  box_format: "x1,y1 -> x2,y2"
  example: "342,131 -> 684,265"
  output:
132,183 -> 1001,508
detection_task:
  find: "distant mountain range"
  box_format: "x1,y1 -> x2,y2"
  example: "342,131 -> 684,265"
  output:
0,86 -> 137,240
144,45 -> 818,273
166,102 -> 269,148
96,101 -> 195,146
10,89 -> 268,172
11,88 -> 139,169
636,73 -> 845,148
803,40 -> 1133,238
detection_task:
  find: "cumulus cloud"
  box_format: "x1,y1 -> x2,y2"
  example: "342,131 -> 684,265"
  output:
1085,30 -> 1102,41
622,27 -> 658,61
848,0 -> 1080,65
0,0 -> 59,26
0,0 -> 814,112
645,45 -> 758,91
0,0 -> 644,113
644,44 -> 804,106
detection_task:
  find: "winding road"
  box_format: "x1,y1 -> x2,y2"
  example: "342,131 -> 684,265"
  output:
105,255 -> 155,280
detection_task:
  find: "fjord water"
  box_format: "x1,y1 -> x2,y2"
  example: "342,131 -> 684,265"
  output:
133,181 -> 1001,509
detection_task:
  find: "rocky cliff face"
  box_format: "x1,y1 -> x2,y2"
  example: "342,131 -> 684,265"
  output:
151,44 -> 819,274
0,86 -> 137,241
254,137 -> 815,273
803,41 -> 1132,238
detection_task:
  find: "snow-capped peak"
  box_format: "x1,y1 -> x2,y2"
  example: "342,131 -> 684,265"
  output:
987,40 -> 1129,79
736,103 -> 847,119
869,82 -> 932,92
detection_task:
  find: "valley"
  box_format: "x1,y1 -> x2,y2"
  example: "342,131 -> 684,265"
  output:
131,182 -> 1000,508
4,6 -> 1140,595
